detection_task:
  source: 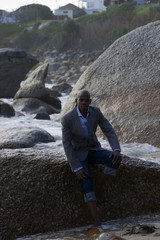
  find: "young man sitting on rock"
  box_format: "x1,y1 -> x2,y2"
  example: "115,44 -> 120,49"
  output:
61,90 -> 121,229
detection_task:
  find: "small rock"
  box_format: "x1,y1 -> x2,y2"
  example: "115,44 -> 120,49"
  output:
34,111 -> 50,120
153,232 -> 160,236
38,22 -> 50,30
0,102 -> 15,117
128,224 -> 156,234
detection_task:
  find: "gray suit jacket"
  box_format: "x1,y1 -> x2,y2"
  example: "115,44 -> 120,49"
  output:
61,106 -> 121,171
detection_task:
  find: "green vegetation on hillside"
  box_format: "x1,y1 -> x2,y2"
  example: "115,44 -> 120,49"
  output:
0,3 -> 160,56
15,4 -> 53,22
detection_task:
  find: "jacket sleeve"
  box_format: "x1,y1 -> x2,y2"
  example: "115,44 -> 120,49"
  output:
97,108 -> 121,151
61,116 -> 82,171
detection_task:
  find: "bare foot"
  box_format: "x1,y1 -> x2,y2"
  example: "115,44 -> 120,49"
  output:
87,221 -> 102,230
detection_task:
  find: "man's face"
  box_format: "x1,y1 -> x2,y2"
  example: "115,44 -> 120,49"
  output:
75,94 -> 91,113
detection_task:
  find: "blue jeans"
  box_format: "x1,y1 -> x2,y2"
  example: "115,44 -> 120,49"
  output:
80,150 -> 120,202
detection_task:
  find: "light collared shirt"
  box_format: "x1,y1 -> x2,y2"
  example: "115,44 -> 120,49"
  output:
74,106 -> 90,172
76,106 -> 90,139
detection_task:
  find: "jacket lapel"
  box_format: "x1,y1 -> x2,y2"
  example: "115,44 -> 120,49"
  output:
71,106 -> 95,139
72,107 -> 86,137
87,107 -> 95,138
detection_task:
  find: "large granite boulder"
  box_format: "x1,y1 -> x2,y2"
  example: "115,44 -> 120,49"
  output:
59,21 -> 160,148
0,127 -> 55,148
0,48 -> 38,98
13,63 -> 61,114
0,148 -> 160,239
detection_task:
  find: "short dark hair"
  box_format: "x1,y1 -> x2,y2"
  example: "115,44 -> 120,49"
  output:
76,90 -> 90,98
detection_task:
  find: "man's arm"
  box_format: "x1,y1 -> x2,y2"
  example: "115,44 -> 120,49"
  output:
74,167 -> 88,181
61,117 -> 83,171
98,109 -> 121,150
109,150 -> 121,164
98,109 -> 121,164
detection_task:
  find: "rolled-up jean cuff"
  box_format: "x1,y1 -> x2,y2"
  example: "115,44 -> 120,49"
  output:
84,191 -> 96,203
104,166 -> 117,176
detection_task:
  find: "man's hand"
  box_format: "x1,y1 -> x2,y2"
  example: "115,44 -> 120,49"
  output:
75,168 -> 88,181
109,150 -> 122,165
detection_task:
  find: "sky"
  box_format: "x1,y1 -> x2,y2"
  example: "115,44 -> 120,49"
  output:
0,0 -> 80,12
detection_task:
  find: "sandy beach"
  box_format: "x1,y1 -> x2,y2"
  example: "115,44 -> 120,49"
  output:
16,214 -> 160,240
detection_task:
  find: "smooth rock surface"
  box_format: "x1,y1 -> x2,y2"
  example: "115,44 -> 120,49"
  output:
0,127 -> 55,148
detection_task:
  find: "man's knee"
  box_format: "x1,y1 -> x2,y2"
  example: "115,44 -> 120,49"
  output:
84,191 -> 96,203
103,165 -> 118,176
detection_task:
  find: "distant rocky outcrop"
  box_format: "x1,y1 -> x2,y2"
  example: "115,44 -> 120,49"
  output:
59,21 -> 160,148
51,83 -> 73,95
0,127 -> 55,148
13,63 -> 61,114
0,148 -> 160,239
0,101 -> 15,117
45,48 -> 105,86
0,48 -> 38,98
